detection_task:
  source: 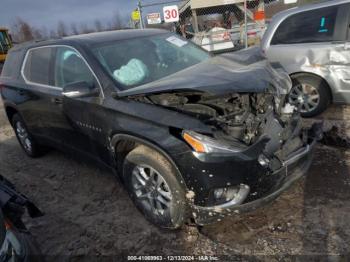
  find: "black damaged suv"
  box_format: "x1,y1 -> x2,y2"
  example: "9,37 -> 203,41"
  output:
0,29 -> 321,229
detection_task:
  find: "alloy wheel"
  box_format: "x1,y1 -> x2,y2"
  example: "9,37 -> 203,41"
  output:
289,83 -> 320,113
131,165 -> 172,217
15,121 -> 32,153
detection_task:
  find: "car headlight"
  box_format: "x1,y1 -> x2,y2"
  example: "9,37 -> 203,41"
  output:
182,131 -> 241,154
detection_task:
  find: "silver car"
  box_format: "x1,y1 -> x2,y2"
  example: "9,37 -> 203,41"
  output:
261,0 -> 350,117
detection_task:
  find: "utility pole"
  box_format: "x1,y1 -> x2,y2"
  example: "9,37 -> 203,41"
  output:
138,0 -> 144,29
244,0 -> 248,49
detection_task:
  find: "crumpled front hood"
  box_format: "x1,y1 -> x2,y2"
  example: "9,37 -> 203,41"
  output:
116,47 -> 292,97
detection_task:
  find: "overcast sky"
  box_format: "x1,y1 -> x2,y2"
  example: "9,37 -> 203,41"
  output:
0,0 -> 142,30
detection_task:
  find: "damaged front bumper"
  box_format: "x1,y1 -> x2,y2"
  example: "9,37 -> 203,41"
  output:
190,123 -> 322,225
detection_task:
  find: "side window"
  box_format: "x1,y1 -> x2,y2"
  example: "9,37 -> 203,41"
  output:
22,47 -> 53,85
2,50 -> 22,78
54,47 -> 94,88
271,6 -> 339,45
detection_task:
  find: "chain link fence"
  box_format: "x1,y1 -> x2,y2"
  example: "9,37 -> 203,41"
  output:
139,0 -> 320,53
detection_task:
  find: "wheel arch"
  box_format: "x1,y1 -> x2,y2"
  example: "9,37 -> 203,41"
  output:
289,71 -> 333,102
110,133 -> 187,188
4,105 -> 19,126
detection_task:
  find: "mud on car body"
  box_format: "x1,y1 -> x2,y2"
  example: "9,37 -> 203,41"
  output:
0,29 -> 322,228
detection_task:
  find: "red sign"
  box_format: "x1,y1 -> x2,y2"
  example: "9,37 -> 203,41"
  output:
163,5 -> 179,23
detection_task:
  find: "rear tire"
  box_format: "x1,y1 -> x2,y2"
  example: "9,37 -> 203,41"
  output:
289,74 -> 331,118
123,145 -> 188,229
12,114 -> 48,158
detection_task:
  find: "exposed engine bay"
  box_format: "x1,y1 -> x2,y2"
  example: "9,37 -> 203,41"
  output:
115,46 -> 301,158
132,91 -> 300,149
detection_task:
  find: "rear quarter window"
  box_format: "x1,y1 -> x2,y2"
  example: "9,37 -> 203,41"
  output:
1,49 -> 22,79
22,47 -> 53,85
271,6 -> 339,45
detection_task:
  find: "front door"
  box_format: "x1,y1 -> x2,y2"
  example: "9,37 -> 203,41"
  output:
51,46 -> 103,154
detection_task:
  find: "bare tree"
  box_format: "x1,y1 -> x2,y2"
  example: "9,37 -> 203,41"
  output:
94,19 -> 104,32
32,28 -> 43,40
79,23 -> 92,34
112,11 -> 123,30
105,21 -> 113,31
57,21 -> 68,37
11,18 -> 35,42
70,23 -> 80,35
38,26 -> 49,40
49,29 -> 58,39
10,10 -> 131,43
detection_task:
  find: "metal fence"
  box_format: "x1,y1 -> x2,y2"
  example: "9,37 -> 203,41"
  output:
137,0 -> 320,53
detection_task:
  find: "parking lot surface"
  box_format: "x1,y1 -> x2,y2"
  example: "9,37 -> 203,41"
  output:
0,100 -> 349,259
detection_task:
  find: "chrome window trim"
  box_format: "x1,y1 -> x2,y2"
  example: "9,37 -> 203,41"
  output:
21,44 -> 105,98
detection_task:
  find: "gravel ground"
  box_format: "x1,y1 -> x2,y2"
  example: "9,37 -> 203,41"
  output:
0,100 -> 349,261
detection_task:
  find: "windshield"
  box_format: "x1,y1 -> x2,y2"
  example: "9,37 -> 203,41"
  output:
0,31 -> 11,54
93,33 -> 210,89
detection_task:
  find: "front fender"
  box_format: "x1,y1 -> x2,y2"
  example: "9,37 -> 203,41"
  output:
109,133 -> 189,190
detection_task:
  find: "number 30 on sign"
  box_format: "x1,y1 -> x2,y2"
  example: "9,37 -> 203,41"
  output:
163,5 -> 179,23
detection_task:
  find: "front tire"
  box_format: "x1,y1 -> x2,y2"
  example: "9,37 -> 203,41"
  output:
123,145 -> 188,229
289,74 -> 331,118
12,114 -> 47,158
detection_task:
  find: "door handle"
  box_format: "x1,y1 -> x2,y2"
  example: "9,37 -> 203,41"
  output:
18,90 -> 25,96
51,98 -> 63,105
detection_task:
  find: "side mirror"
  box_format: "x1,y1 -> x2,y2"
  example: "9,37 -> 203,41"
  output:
62,81 -> 99,98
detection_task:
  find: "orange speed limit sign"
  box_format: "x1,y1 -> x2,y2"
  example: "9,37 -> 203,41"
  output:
163,5 -> 179,23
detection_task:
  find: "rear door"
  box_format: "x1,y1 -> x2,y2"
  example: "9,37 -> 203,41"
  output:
20,46 -> 61,138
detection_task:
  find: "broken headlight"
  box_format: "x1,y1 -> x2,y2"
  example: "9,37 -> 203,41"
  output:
183,131 -> 241,154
